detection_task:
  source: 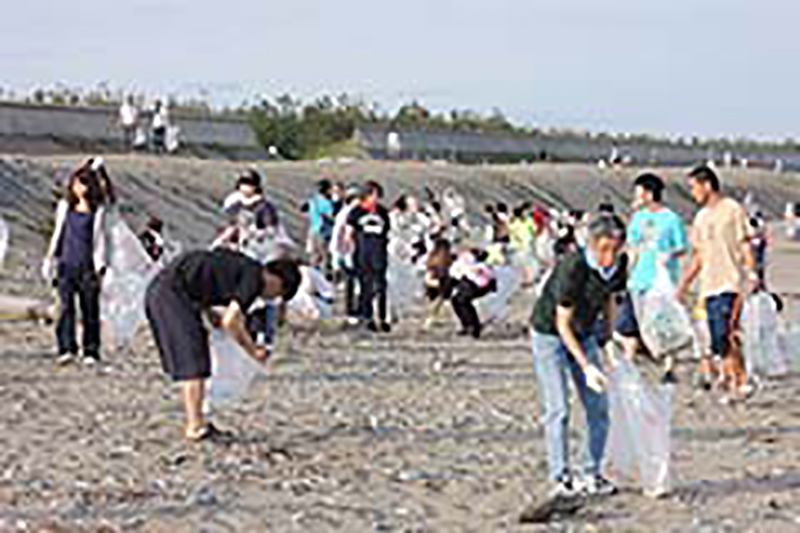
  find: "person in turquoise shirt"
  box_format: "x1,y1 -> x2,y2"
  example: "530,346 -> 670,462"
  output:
616,173 -> 688,381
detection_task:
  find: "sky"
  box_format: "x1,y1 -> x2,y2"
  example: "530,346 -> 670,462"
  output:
1,0 -> 798,139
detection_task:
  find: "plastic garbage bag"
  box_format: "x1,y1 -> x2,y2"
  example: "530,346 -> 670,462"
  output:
778,322 -> 800,374
478,266 -> 522,323
207,329 -> 264,410
101,218 -> 158,347
742,292 -> 787,377
635,266 -> 694,359
0,215 -> 8,269
286,266 -> 334,321
606,356 -> 673,497
387,244 -> 420,318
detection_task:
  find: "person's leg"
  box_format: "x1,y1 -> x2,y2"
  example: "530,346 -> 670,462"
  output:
375,266 -> 388,326
451,280 -> 477,333
77,267 -> 102,360
264,301 -> 277,349
345,265 -> 358,319
706,293 -> 736,391
566,336 -> 610,480
56,265 -> 79,359
532,331 -> 572,483
358,264 -> 375,323
182,379 -> 206,439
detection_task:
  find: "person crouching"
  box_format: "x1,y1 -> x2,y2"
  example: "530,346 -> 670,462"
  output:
450,248 -> 496,339
145,249 -> 300,441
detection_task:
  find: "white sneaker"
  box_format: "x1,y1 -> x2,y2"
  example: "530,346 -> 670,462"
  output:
56,353 -> 76,366
577,475 -> 617,496
549,477 -> 580,499
346,317 -> 360,326
82,355 -> 100,367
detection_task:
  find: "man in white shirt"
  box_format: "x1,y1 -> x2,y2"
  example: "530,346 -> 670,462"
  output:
119,96 -> 139,150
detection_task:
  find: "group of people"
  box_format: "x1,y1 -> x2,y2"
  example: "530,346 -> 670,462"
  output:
28,157 -> 775,468
118,97 -> 175,153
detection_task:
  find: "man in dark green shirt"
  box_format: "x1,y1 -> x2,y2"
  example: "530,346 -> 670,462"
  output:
531,214 -> 627,499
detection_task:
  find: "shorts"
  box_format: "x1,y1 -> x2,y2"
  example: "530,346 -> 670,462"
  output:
705,292 -> 738,357
145,272 -> 211,381
614,292 -> 640,338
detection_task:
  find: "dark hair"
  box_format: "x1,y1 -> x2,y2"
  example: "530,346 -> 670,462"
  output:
634,173 -> 665,202
265,259 -> 302,302
497,203 -> 508,213
238,170 -> 262,189
395,195 -> 409,212
513,207 -> 525,218
588,214 -> 626,242
318,179 -> 333,195
689,165 -> 720,192
147,216 -> 163,232
66,166 -> 104,212
364,180 -> 383,198
431,201 -> 442,213
598,203 -> 615,214
89,159 -> 117,206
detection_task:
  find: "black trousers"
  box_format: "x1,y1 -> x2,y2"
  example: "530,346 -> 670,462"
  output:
344,265 -> 359,318
357,262 -> 387,323
451,279 -> 495,334
56,264 -> 101,357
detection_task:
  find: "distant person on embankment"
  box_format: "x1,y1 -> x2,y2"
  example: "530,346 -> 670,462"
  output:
118,96 -> 139,151
42,162 -> 112,366
530,214 -> 628,499
151,100 -> 170,154
144,249 -> 300,441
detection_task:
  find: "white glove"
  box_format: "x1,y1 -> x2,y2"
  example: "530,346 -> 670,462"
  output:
584,364 -> 608,393
41,258 -> 54,282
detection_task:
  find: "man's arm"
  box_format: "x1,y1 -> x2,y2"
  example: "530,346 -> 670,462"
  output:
221,301 -> 267,362
556,305 -> 607,391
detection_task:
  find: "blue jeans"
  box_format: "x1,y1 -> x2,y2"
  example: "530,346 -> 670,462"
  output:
532,330 -> 609,481
706,293 -> 737,357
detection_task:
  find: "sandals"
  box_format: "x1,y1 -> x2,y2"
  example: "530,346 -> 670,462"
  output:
187,423 -> 235,443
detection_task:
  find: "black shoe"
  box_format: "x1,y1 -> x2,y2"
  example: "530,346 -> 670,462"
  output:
661,370 -> 678,385
366,322 -> 379,333
380,322 -> 392,333
456,329 -> 470,337
471,325 -> 482,339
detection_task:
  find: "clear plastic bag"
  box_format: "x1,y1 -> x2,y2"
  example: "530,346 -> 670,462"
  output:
0,215 -> 8,269
606,356 -> 673,497
207,329 -> 264,409
742,292 -> 787,377
478,266 -> 522,323
387,244 -> 420,318
778,322 -> 800,374
635,266 -> 694,359
101,218 -> 158,348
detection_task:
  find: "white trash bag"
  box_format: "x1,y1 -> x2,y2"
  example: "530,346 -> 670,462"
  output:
0,215 -> 8,269
478,266 -> 522,323
101,218 -> 158,347
387,244 -> 419,318
207,329 -> 264,410
742,292 -> 787,377
778,322 -> 800,374
286,266 -> 334,321
606,356 -> 673,497
635,266 -> 694,358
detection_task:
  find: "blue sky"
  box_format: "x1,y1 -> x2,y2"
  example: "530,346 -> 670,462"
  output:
1,0 -> 798,139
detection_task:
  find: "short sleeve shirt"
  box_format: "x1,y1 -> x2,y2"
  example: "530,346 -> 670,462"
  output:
167,249 -> 265,310
347,204 -> 391,256
691,198 -> 752,298
627,208 -> 688,293
531,251 -> 628,337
